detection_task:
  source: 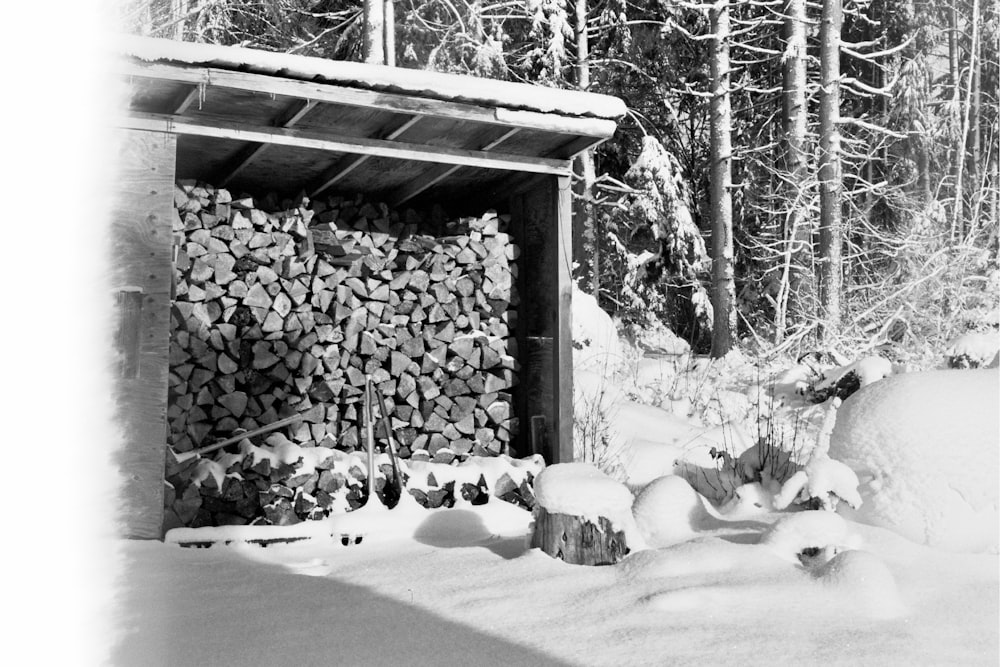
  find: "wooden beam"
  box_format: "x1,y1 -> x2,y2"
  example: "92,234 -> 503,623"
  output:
169,84 -> 201,114
218,99 -> 319,186
388,128 -> 522,207
548,135 -> 609,160
119,61 -> 618,139
120,112 -> 573,176
310,115 -> 422,198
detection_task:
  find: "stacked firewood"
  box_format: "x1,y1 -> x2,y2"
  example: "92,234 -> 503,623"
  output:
169,182 -> 520,465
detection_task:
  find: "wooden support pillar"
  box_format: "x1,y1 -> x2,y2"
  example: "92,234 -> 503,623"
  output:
111,128 -> 176,538
510,175 -> 575,464
554,174 -> 574,463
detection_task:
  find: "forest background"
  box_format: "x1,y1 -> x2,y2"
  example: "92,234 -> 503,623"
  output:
117,0 -> 999,364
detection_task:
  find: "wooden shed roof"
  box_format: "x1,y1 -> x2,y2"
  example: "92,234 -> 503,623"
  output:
116,36 -> 625,211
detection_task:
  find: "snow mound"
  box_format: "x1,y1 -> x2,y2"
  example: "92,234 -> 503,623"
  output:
533,463 -> 639,544
572,285 -> 626,374
629,321 -> 691,356
760,510 -> 861,563
631,475 -> 711,547
618,537 -> 785,581
829,369 -> 999,553
810,550 -> 907,619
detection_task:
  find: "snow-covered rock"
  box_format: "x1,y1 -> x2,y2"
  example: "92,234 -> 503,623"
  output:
829,369 -> 999,553
760,510 -> 862,564
631,475 -> 711,547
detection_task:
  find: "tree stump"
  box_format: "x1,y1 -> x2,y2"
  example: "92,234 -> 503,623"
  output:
531,506 -> 629,566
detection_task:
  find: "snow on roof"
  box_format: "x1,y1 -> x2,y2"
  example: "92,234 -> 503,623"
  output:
117,35 -> 628,121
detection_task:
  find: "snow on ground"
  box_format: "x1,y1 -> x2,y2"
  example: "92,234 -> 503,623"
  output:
113,493 -> 998,666
108,303 -> 1000,666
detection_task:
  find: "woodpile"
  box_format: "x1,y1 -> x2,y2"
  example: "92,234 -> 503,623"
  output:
165,181 -> 523,527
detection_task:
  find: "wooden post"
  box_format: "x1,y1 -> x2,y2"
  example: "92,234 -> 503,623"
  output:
554,175 -> 574,463
510,175 -> 575,464
112,129 -> 176,539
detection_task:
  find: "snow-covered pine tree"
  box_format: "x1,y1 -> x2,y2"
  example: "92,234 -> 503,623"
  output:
605,135 -> 711,344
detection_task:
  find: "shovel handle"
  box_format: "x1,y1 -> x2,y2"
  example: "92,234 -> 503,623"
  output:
173,413 -> 305,463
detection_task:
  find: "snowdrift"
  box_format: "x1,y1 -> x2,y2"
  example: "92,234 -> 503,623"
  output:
829,369 -> 999,553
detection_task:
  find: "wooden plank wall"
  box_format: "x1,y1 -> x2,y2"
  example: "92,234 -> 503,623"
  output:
510,175 -> 574,463
111,129 -> 176,538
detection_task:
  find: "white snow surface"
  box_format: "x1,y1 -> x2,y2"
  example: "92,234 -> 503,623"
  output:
117,35 -> 627,120
572,285 -> 626,374
829,369 -> 1000,553
112,494 -> 998,666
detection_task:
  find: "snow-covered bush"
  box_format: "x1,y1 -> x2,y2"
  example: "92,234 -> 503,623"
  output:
573,370 -> 630,482
829,369 -> 999,553
945,330 -> 1000,369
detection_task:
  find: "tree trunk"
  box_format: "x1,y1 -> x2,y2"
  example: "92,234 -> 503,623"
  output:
574,0 -> 599,297
817,0 -> 843,346
363,0 -> 385,64
709,0 -> 736,358
969,22 -> 982,231
170,0 -> 185,40
384,0 -> 396,66
952,0 -> 981,240
776,0 -> 810,343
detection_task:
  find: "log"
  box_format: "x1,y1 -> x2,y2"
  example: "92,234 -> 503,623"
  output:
530,507 -> 629,566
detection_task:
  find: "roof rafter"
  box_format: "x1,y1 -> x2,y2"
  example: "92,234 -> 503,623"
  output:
310,115 -> 423,198
217,98 -> 319,186
388,128 -> 523,208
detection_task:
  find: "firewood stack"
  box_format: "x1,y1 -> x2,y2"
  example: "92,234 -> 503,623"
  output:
166,181 -> 523,526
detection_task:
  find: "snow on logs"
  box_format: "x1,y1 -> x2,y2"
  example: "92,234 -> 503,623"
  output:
166,181 -> 523,527
531,463 -> 639,565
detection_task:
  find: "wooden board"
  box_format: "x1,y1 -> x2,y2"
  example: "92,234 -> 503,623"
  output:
111,128 -> 176,539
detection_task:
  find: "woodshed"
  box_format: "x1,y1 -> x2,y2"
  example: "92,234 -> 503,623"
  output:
111,35 -> 625,538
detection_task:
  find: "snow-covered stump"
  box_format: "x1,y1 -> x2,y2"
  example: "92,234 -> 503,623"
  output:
530,463 -> 636,565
